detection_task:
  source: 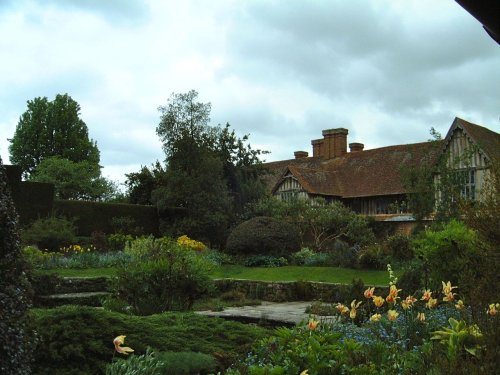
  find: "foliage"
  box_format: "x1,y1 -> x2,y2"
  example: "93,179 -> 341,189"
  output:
29,156 -> 117,201
114,243 -> 214,314
413,220 -> 480,292
31,305 -> 268,375
125,161 -> 167,205
21,215 -> 77,252
123,235 -> 174,259
106,348 -> 217,375
385,233 -> 414,261
243,255 -> 288,268
249,197 -> 374,251
0,160 -> 33,374
199,248 -> 234,266
357,244 -> 388,270
329,240 -> 359,268
9,94 -> 100,178
107,233 -> 134,252
154,90 -> 267,246
225,216 -> 300,257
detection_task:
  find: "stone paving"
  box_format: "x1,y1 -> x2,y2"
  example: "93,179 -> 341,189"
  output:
196,301 -> 337,325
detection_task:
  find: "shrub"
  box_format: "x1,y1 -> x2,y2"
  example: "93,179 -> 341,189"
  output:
226,216 -> 300,257
200,248 -> 234,266
177,234 -> 207,251
243,255 -> 288,267
106,348 -> 217,375
91,230 -> 109,252
123,235 -> 174,259
329,240 -> 358,268
291,247 -> 316,265
386,233 -> 414,261
358,244 -> 388,270
0,161 -> 33,375
31,306 -> 267,375
21,216 -> 77,252
115,244 -> 214,314
107,233 -> 134,252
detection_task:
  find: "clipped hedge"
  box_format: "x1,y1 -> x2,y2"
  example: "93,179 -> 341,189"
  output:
226,216 -> 300,257
53,200 -> 159,236
16,181 -> 54,226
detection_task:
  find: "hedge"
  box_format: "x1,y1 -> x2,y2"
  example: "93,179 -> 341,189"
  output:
53,200 -> 159,236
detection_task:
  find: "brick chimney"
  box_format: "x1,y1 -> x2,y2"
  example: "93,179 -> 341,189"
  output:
311,139 -> 323,157
349,142 -> 364,152
294,151 -> 309,159
321,128 -> 348,158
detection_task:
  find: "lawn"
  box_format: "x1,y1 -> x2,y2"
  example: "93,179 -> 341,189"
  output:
39,265 -> 393,285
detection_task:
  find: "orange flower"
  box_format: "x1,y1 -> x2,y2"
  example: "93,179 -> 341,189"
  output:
113,335 -> 134,355
364,287 -> 375,299
416,312 -> 426,322
372,296 -> 384,308
387,310 -> 399,321
401,295 -> 417,310
307,319 -> 319,330
487,303 -> 499,316
421,289 -> 432,301
386,294 -> 396,304
426,298 -> 438,309
443,291 -> 456,302
388,285 -> 401,298
370,313 -> 382,322
349,300 -> 362,319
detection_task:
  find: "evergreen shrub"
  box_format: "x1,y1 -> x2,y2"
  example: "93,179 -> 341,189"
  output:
21,216 -> 77,252
226,216 -> 300,257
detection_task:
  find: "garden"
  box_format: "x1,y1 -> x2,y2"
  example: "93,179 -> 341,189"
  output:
7,195 -> 497,375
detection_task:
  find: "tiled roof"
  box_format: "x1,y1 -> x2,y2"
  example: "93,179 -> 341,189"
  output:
451,117 -> 500,162
264,141 -> 442,198
264,118 -> 498,199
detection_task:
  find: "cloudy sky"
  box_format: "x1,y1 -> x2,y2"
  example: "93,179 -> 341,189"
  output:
1,0 -> 498,185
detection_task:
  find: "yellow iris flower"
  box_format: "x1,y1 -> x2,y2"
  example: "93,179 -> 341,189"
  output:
113,335 -> 134,355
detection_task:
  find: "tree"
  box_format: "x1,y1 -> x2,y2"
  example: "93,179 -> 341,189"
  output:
154,90 -> 267,245
125,161 -> 167,205
0,157 -> 33,374
29,156 -> 117,201
9,94 -> 100,177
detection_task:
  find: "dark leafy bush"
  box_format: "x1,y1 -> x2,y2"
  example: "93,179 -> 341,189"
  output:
91,230 -> 109,252
386,233 -> 414,261
21,216 -> 77,252
329,240 -> 358,268
106,348 -> 217,375
114,244 -> 214,314
31,305 -> 268,375
226,216 -> 300,257
358,244 -> 388,270
398,259 -> 425,294
0,161 -> 33,375
243,255 -> 288,267
107,233 -> 134,252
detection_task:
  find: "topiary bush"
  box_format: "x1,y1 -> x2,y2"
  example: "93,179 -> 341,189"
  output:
0,160 -> 33,375
386,233 -> 414,261
21,215 -> 77,252
225,216 -> 300,257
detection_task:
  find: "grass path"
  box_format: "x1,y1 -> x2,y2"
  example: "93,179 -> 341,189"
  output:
39,265 -> 392,285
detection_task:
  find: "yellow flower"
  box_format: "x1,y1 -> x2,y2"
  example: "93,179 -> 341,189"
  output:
370,313 -> 382,322
421,289 -> 432,301
307,319 -> 319,330
113,335 -> 134,355
487,303 -> 499,316
387,310 -> 399,321
336,303 -> 349,315
455,300 -> 465,310
364,287 -> 375,299
349,299 -> 362,319
372,296 -> 384,308
401,295 -> 417,310
416,312 -> 426,322
442,281 -> 457,296
386,285 -> 401,304
300,371 -> 309,375
443,291 -> 456,302
426,297 -> 438,309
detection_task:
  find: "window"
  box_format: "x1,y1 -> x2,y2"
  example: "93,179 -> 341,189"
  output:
459,169 -> 476,200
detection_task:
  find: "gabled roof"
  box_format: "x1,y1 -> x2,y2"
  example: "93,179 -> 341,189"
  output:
265,141 -> 442,198
445,117 -> 500,162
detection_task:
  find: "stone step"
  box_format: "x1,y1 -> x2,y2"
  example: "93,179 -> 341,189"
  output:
36,291 -> 110,308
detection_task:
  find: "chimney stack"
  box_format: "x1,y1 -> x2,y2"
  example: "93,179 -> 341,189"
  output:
321,128 -> 348,158
294,151 -> 308,159
311,139 -> 323,157
349,142 -> 364,152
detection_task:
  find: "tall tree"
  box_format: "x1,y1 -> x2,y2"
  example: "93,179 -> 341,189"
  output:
9,94 -> 100,177
154,90 -> 266,246
125,161 -> 167,205
0,157 -> 33,374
